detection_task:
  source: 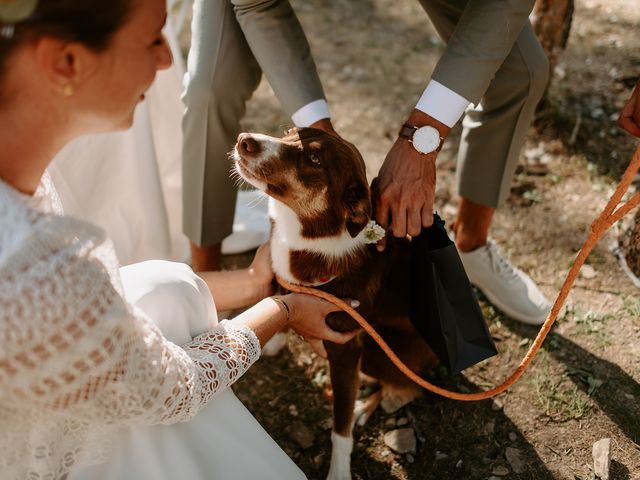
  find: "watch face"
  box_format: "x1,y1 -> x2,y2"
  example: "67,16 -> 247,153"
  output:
412,126 -> 440,154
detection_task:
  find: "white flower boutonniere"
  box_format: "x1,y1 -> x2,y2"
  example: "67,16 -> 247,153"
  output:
362,220 -> 386,244
0,0 -> 38,26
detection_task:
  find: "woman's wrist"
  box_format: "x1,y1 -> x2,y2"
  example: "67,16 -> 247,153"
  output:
247,267 -> 274,303
271,296 -> 291,326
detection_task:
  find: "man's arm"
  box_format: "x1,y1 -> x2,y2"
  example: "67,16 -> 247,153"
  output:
430,0 -> 536,105
375,0 -> 537,240
232,0 -> 329,125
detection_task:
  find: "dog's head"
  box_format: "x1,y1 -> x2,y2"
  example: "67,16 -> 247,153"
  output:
233,128 -> 371,239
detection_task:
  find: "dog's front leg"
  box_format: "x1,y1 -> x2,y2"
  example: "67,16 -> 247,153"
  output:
325,335 -> 362,480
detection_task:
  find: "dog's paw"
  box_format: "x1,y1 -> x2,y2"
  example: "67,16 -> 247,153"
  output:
353,400 -> 369,427
261,331 -> 288,357
353,390 -> 382,426
326,468 -> 352,480
327,432 -> 353,480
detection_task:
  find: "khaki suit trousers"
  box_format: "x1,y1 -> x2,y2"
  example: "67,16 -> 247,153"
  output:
419,0 -> 549,207
182,0 -> 324,246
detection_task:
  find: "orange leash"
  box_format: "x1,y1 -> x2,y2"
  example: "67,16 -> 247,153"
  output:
277,145 -> 640,401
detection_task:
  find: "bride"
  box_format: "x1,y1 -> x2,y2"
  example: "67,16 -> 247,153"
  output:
0,1 -> 358,479
49,0 -> 270,266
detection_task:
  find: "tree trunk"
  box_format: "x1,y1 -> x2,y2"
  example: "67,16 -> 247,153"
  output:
530,0 -> 575,87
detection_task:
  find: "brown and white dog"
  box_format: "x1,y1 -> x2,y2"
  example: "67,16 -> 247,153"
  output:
233,128 -> 438,480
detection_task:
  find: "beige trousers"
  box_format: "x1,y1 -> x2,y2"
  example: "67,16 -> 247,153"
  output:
419,0 -> 549,206
181,0 -> 324,246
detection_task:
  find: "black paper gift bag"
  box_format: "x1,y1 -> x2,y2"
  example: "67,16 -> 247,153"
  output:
409,213 -> 497,374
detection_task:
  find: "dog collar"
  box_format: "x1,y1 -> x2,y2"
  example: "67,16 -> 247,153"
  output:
300,275 -> 337,287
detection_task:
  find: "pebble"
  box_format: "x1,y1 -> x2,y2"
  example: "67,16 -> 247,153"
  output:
406,454 -> 414,463
593,438 -> 611,480
580,264 -> 597,279
384,418 -> 397,428
508,432 -> 517,442
435,451 -> 448,460
319,418 -> 333,431
505,447 -> 526,474
313,453 -> 325,469
456,460 -> 463,468
491,399 -> 504,411
492,465 -> 510,476
288,404 -> 298,417
286,421 -> 315,449
487,476 -> 502,480
383,428 -> 416,454
484,421 -> 495,435
381,394 -> 412,413
397,417 -> 409,426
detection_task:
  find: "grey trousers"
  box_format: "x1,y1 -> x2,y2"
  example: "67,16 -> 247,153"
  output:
182,0 -> 324,246
419,0 -> 549,206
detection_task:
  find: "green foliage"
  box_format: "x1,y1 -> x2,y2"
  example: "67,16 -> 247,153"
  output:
530,357 -> 595,422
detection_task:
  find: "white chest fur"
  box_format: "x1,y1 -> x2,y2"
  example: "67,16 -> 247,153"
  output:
268,199 -> 367,284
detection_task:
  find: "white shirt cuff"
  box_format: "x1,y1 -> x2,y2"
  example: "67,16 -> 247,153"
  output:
415,80 -> 470,128
291,99 -> 330,127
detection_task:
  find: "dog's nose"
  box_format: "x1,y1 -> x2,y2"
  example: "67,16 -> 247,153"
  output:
237,133 -> 261,155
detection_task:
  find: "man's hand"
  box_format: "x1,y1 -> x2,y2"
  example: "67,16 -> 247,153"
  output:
618,79 -> 640,138
376,139 -> 437,238
309,118 -> 338,137
374,109 -> 450,249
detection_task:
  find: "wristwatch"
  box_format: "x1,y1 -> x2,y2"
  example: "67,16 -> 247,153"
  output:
399,124 -> 445,155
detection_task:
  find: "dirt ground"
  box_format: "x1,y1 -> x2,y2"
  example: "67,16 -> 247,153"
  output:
185,1 -> 640,478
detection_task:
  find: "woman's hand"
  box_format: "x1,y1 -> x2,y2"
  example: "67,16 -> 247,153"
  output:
281,293 -> 361,357
248,243 -> 275,299
196,243 -> 274,311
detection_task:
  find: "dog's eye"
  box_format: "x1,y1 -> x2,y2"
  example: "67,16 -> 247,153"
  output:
309,153 -> 321,165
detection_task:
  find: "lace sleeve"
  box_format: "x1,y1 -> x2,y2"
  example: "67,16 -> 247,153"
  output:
0,220 -> 261,427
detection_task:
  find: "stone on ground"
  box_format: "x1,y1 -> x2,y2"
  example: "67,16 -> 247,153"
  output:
592,437 -> 611,480
383,428 -> 416,454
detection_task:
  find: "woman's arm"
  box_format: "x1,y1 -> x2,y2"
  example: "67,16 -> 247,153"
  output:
196,244 -> 273,311
227,294 -> 359,348
0,231 -> 357,428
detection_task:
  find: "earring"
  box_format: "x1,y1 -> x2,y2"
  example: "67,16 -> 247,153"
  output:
63,84 -> 74,97
0,25 -> 15,39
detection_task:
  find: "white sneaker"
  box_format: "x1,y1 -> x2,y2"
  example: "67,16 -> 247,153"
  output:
458,240 -> 552,325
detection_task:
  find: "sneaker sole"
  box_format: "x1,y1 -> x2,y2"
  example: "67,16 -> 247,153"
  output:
472,283 -> 550,326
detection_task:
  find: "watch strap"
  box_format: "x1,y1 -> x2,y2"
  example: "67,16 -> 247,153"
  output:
398,124 -> 417,139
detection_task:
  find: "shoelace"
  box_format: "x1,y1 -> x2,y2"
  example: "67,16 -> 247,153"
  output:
486,241 -> 520,281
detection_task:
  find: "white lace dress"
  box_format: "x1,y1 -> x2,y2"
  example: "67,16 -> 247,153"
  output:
0,177 -> 305,480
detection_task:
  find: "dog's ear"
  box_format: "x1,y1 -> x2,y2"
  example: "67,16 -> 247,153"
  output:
345,182 -> 372,238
